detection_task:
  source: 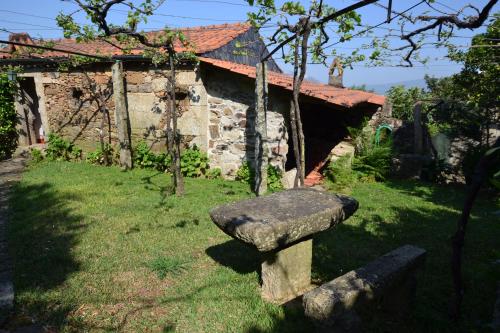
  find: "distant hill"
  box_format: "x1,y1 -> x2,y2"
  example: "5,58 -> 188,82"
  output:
365,79 -> 427,95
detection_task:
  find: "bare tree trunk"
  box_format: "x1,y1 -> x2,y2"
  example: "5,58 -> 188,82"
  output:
290,26 -> 311,187
98,106 -> 109,166
254,61 -> 268,195
290,34 -> 303,187
450,137 -> 499,320
111,61 -> 133,169
168,49 -> 184,196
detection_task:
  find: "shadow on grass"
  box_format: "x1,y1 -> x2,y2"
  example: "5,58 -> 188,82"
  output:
5,182 -> 84,329
205,239 -> 260,274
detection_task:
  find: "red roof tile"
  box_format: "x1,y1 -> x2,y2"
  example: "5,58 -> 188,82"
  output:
200,57 -> 385,108
1,23 -> 251,58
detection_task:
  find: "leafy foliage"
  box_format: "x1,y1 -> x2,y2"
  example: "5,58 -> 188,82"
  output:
205,168 -> 222,180
0,72 -> 19,160
45,134 -> 82,161
133,141 -> 172,172
180,145 -> 208,178
325,126 -> 393,191
386,85 -> 427,121
86,144 -> 115,165
29,148 -> 44,163
267,164 -> 284,192
236,161 -> 283,192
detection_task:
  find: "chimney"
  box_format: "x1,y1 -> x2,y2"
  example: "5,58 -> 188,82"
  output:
328,57 -> 344,88
8,33 -> 33,53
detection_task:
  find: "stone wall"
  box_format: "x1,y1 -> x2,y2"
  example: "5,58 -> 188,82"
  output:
205,68 -> 288,178
21,62 -> 289,180
36,63 -> 206,151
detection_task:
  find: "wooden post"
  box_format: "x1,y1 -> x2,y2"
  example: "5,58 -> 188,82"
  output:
413,102 -> 423,155
112,61 -> 133,169
254,62 -> 268,196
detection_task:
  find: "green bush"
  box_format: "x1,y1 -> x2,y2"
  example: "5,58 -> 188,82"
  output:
0,72 -> 18,160
352,144 -> 392,181
180,145 -> 208,177
325,131 -> 393,191
235,161 -> 283,192
86,144 -> 115,165
45,133 -> 82,161
29,148 -> 44,163
206,168 -> 222,179
133,141 -> 172,172
267,164 -> 284,192
235,161 -> 254,184
324,155 -> 357,192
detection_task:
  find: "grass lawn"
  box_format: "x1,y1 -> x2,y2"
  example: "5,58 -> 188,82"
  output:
6,161 -> 499,332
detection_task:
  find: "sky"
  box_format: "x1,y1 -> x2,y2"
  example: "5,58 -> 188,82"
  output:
0,0 -> 498,88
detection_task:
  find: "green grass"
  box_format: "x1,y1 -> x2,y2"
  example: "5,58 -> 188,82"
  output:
6,161 -> 499,332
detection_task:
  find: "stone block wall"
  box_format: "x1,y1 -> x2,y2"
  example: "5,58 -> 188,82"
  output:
205,68 -> 288,178
37,63 -> 206,152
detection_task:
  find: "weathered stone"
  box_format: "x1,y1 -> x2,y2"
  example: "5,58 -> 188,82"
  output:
126,72 -> 144,85
94,74 -> 110,84
208,97 -> 223,104
210,188 -> 358,252
238,119 -> 246,128
127,83 -> 152,93
209,125 -> 220,139
223,108 -> 232,116
281,168 -> 297,189
261,239 -> 312,303
303,245 -> 426,331
330,141 -> 355,164
151,78 -> 168,93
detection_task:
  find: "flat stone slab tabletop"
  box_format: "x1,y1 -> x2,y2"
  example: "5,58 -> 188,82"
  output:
210,188 -> 359,252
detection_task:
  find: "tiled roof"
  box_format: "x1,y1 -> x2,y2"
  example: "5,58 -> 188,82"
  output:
1,23 -> 251,59
200,57 -> 385,108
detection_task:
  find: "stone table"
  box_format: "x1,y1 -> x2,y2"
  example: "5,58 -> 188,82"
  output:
210,188 -> 358,303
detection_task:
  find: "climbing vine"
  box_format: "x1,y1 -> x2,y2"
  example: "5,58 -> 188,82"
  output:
0,72 -> 19,160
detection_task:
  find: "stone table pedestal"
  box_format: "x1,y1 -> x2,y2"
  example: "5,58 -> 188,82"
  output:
261,238 -> 313,302
210,188 -> 358,303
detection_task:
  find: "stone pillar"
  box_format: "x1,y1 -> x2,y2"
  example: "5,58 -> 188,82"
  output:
112,61 -> 133,169
261,239 -> 312,303
254,62 -> 268,195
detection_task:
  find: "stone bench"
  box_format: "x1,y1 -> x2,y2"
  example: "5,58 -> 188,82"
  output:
210,188 -> 358,303
303,245 -> 426,332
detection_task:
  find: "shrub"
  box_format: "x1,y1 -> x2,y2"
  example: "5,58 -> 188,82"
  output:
235,161 -> 254,184
45,133 -> 82,161
133,141 -> 172,172
324,155 -> 357,192
235,161 -> 283,192
325,132 -> 393,191
29,148 -> 44,163
180,145 -> 208,177
352,144 -> 392,181
0,72 -> 18,160
86,144 -> 114,165
267,165 -> 284,192
206,168 -> 222,179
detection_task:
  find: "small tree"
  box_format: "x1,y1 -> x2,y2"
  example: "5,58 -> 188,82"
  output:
56,0 -> 192,195
0,72 -> 18,160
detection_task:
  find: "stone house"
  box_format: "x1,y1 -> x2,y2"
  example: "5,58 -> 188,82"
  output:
1,23 -> 385,179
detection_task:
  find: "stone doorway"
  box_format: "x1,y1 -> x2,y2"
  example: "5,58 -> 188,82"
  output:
17,77 -> 43,146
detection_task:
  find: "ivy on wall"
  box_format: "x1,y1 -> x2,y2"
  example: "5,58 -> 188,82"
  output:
0,72 -> 18,160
